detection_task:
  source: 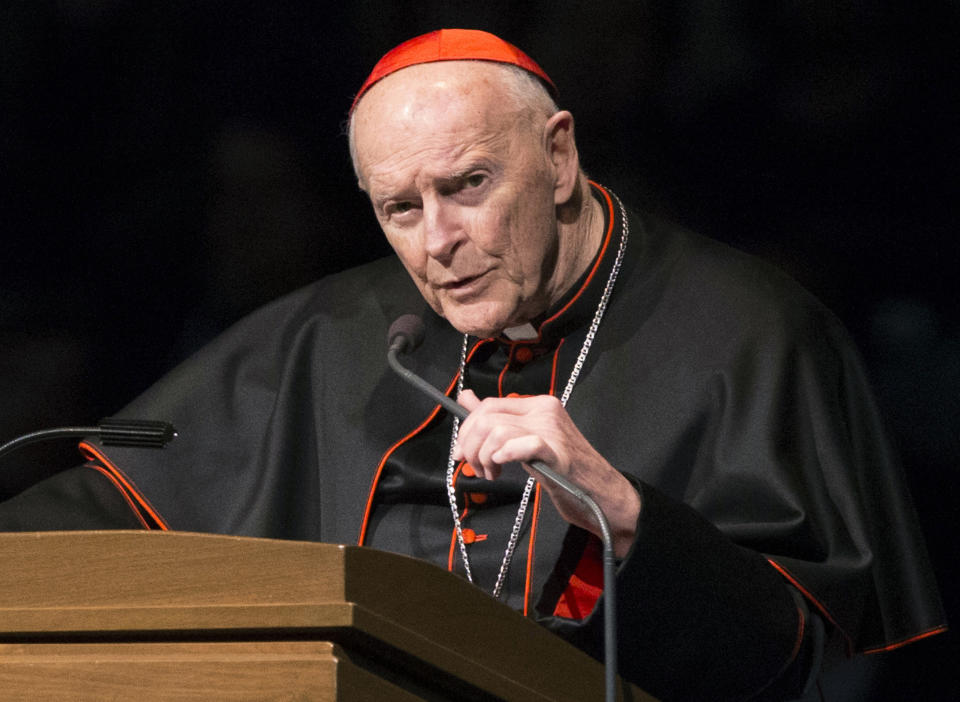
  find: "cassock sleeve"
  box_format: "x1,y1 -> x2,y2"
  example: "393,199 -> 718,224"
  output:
536,264 -> 945,700
539,481 -> 823,701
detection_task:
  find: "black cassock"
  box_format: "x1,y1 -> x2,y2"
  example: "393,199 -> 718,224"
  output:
1,184 -> 945,700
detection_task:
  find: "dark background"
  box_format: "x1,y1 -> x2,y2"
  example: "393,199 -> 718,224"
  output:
2,2 -> 957,699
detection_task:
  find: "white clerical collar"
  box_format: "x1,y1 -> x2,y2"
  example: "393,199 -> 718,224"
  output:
502,322 -> 539,341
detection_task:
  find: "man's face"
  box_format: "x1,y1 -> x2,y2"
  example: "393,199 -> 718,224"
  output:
352,62 -> 561,338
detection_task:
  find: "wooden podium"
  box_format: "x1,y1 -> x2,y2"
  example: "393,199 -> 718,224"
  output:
0,531 -> 655,701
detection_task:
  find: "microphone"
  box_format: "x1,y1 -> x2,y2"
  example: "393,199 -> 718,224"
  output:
0,418 -> 177,461
386,314 -> 468,421
387,313 -> 425,354
386,315 -> 620,702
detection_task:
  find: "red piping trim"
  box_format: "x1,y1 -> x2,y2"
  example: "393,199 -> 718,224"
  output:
769,561 -> 948,656
497,344 -> 514,396
359,407 -> 445,546
448,504 -> 472,572
789,603 -> 806,663
447,462 -> 467,571
767,558 -> 854,654
359,337 -> 494,545
549,339 -> 565,385
523,484 -> 542,616
78,441 -> 169,530
84,463 -> 151,530
521,339 -> 562,616
539,182 -> 615,330
862,625 -> 948,654
753,602 -> 808,700
447,514 -> 459,570
767,559 -> 844,631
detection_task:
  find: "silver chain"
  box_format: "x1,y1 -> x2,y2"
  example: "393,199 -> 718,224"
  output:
445,189 -> 629,600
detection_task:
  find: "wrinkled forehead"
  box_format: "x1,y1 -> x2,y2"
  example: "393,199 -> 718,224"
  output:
352,62 -> 529,177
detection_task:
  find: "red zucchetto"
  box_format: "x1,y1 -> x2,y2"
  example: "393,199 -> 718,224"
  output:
350,29 -> 557,113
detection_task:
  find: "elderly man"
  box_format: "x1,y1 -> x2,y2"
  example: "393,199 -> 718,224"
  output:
0,29 -> 945,701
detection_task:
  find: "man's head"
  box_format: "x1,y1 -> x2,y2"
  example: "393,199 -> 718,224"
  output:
349,30 -> 599,338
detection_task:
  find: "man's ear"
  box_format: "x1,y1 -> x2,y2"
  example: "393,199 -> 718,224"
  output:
544,110 -> 579,206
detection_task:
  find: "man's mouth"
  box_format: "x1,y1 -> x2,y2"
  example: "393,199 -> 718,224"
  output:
443,274 -> 481,289
438,270 -> 491,296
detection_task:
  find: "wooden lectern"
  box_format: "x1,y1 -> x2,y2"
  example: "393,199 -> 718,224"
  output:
0,531 -> 655,701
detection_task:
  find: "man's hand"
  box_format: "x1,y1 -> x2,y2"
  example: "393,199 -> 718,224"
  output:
452,389 -> 641,557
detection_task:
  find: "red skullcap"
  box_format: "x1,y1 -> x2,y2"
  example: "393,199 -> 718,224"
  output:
350,29 -> 557,113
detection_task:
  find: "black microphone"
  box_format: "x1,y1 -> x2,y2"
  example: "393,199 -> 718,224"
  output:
386,315 -> 620,702
386,314 -> 469,421
0,418 -> 177,461
387,313 -> 425,354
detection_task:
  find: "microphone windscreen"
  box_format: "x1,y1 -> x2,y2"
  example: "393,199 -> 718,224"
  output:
387,314 -> 426,353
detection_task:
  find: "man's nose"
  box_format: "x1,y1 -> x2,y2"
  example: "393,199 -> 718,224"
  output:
423,199 -> 463,261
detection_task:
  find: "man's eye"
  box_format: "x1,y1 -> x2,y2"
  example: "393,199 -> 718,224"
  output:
464,173 -> 486,188
393,201 -> 414,214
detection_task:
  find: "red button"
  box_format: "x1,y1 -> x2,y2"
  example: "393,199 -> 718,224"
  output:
462,528 -> 477,544
468,492 -> 488,505
461,463 -> 476,477
514,346 -> 534,363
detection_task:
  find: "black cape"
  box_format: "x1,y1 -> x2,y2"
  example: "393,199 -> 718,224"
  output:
1,185 -> 945,700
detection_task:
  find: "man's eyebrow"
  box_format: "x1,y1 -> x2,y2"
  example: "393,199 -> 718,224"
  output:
444,160 -> 496,183
368,160 -> 497,207
367,181 -> 405,209
446,166 -> 477,181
